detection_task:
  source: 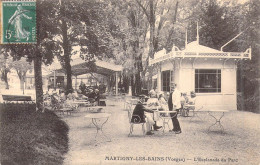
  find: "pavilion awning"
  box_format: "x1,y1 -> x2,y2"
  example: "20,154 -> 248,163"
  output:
55,58 -> 123,76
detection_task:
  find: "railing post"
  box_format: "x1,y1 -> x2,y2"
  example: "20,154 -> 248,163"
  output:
249,47 -> 252,59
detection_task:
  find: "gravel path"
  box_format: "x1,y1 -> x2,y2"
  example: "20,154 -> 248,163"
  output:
62,96 -> 260,165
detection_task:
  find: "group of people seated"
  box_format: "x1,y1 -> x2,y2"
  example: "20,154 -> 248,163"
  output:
131,83 -> 196,135
180,91 -> 196,116
43,88 -> 101,110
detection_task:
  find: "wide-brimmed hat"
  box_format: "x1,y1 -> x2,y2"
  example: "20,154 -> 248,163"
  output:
139,95 -> 146,100
139,94 -> 147,98
149,90 -> 157,97
158,91 -> 164,96
77,89 -> 82,93
190,91 -> 196,97
170,82 -> 176,87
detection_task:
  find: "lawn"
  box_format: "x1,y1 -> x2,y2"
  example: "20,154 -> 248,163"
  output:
0,103 -> 69,165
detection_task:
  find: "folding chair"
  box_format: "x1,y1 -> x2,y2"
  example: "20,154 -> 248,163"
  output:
127,109 -> 146,136
159,110 -> 178,133
188,105 -> 203,121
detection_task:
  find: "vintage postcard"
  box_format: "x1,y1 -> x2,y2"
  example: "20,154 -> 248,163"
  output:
0,0 -> 259,165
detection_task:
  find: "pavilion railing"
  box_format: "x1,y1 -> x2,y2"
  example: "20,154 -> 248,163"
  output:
149,48 -> 251,66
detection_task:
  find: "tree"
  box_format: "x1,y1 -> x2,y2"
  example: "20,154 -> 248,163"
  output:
4,0 -> 59,111
121,0 -> 148,95
134,0 -> 180,90
236,0 -> 260,113
45,0 -> 122,94
0,0 -> 60,111
0,52 -> 12,89
58,0 -> 74,93
12,57 -> 33,90
103,0 -> 181,94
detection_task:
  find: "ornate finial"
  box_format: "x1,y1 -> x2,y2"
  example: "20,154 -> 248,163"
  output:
185,29 -> 188,48
196,22 -> 199,44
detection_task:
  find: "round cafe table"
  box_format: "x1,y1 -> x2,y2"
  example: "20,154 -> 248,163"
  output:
87,106 -> 105,113
207,110 -> 229,133
85,113 -> 111,142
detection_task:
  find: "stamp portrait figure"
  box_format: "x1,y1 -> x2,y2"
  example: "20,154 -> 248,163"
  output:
8,4 -> 32,41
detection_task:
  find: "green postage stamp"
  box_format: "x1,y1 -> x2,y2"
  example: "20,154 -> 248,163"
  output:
0,0 -> 36,44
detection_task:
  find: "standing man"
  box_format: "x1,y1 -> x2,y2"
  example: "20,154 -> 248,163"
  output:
168,83 -> 182,134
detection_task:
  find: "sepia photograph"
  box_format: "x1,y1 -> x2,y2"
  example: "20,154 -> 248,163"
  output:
0,0 -> 259,164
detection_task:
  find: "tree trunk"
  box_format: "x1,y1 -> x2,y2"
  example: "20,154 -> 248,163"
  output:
133,40 -> 142,95
149,0 -> 155,59
166,1 -> 179,50
20,77 -> 24,91
131,74 -> 135,96
147,67 -> 153,90
64,53 -> 72,93
61,3 -> 73,94
3,71 -> 9,89
145,1 -> 155,90
135,53 -> 142,95
135,72 -> 141,95
34,50 -> 44,112
122,74 -> 129,93
4,80 -> 9,89
17,72 -> 23,90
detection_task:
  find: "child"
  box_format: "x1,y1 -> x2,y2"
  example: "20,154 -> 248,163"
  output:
185,91 -> 196,116
180,93 -> 188,116
188,91 -> 196,104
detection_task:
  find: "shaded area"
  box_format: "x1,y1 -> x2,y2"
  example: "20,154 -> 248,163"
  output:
0,103 -> 69,165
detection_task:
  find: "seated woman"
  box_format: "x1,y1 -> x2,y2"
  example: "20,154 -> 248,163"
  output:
67,92 -> 74,101
158,91 -> 169,116
63,90 -> 77,110
180,92 -> 188,116
87,88 -> 94,98
158,92 -> 168,110
43,91 -> 51,103
94,89 -> 100,105
77,89 -> 88,100
59,90 -> 66,103
72,90 -> 79,100
146,90 -> 162,131
184,91 -> 196,116
131,96 -> 156,135
87,88 -> 97,105
50,91 -> 62,110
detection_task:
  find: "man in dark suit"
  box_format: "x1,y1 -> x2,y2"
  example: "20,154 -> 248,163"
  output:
131,96 -> 158,135
168,83 -> 182,134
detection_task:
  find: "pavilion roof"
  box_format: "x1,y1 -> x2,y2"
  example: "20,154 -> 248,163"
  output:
149,41 -> 251,66
183,41 -> 222,53
55,58 -> 122,76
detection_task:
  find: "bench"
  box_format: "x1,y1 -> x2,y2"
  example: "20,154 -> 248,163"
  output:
58,107 -> 74,115
2,95 -> 33,103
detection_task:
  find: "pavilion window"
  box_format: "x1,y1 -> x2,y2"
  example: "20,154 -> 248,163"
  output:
162,70 -> 170,92
195,69 -> 221,93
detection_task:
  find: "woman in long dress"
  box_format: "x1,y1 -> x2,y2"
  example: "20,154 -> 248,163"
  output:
8,4 -> 32,41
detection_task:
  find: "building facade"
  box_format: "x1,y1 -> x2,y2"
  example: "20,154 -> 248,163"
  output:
149,41 -> 251,110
